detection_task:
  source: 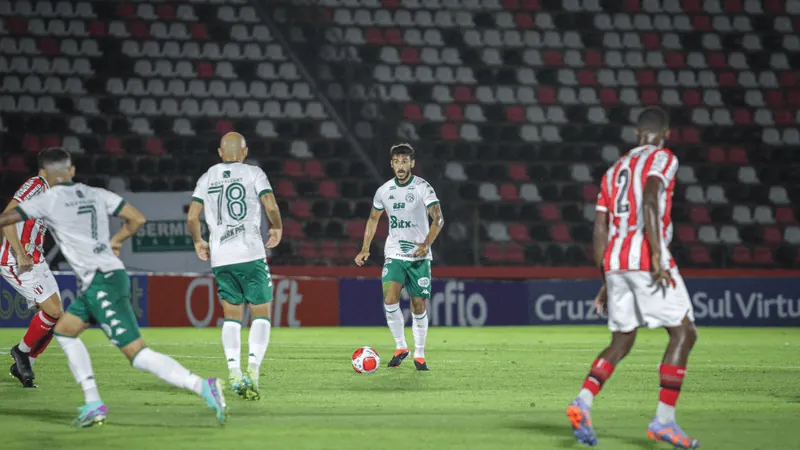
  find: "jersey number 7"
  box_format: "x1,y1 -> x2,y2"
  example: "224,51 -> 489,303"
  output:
208,183 -> 248,225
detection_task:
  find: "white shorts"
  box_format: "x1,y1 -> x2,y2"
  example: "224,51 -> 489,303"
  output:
0,263 -> 61,308
606,268 -> 694,333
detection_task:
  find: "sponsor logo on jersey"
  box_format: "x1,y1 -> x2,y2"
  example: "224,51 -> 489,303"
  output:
76,190 -> 84,199
388,195 -> 395,200
382,267 -> 389,277
33,285 -> 44,295
417,277 -> 430,287
93,243 -> 108,254
405,193 -> 415,203
220,223 -> 246,244
223,170 -> 231,178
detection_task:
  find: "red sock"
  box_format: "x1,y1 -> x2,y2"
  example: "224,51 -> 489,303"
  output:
30,329 -> 54,358
22,311 -> 57,353
581,358 -> 616,396
659,364 -> 686,406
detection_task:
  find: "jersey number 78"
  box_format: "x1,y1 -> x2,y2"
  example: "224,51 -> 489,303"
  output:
208,182 -> 247,225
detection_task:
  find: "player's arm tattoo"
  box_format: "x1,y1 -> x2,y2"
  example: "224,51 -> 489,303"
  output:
187,200 -> 205,243
1,199 -> 26,257
422,203 -> 444,246
361,207 -> 383,251
643,177 -> 663,265
260,193 -> 283,231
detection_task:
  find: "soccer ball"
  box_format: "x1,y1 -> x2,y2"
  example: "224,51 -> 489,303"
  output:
352,346 -> 380,374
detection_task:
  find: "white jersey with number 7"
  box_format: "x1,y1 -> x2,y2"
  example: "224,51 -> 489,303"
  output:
192,162 -> 272,268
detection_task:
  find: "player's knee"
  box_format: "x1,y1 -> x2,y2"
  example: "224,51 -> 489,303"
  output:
410,297 -> 426,314
121,338 -> 147,362
39,295 -> 63,318
610,331 -> 637,356
382,282 -> 400,304
222,300 -> 244,321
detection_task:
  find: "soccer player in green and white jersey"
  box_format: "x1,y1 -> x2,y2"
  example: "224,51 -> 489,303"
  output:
187,132 -> 282,400
354,144 -> 444,371
0,148 -> 227,427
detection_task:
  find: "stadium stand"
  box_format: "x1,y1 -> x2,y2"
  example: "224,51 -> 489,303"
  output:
0,0 -> 798,268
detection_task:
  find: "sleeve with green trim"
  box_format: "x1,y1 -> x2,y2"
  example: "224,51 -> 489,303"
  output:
372,186 -> 384,211
191,172 -> 209,205
14,190 -> 55,222
421,181 -> 440,207
254,167 -> 273,198
99,188 -> 126,216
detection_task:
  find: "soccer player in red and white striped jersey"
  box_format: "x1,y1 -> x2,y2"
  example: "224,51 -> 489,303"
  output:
566,108 -> 700,449
1,150 -> 64,388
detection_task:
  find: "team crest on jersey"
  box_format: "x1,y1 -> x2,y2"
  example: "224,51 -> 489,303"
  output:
76,191 -> 84,198
405,193 -> 415,203
93,243 -> 108,254
417,277 -> 430,288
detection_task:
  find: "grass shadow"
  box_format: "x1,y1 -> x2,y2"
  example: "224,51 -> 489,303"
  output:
0,407 -> 75,425
507,419 -> 653,450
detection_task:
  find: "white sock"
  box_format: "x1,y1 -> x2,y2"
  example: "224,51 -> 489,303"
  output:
247,317 -> 271,378
18,340 -> 31,353
56,335 -> 102,403
578,388 -> 594,408
412,311 -> 428,359
132,348 -> 204,396
384,303 -> 407,350
656,402 -> 676,424
29,356 -> 36,367
221,320 -> 242,379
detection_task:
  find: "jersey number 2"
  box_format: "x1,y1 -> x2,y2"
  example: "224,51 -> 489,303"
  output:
208,182 -> 247,225
614,167 -> 631,215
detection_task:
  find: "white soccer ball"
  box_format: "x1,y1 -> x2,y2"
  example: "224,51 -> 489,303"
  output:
352,346 -> 380,374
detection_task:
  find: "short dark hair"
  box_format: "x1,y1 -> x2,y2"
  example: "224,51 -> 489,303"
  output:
389,143 -> 414,160
37,147 -> 71,169
636,107 -> 669,132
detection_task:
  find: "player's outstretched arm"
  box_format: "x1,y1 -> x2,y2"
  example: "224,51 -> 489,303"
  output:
111,204 -> 147,255
355,207 -> 383,266
413,203 -> 444,257
1,199 -> 33,271
259,192 -> 282,248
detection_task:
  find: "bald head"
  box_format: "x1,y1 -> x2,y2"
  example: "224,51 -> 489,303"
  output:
218,132 -> 248,162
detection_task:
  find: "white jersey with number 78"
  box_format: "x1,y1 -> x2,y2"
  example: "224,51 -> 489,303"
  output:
192,162 -> 272,268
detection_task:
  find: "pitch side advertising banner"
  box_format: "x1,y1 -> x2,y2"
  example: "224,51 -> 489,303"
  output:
338,278 -> 531,326
0,273 -> 149,327
528,277 -> 800,327
146,275 -> 339,327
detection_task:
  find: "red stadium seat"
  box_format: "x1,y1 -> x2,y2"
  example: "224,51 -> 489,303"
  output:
318,180 -> 339,199
540,203 -> 560,221
282,218 -> 304,239
550,224 -> 571,243
304,160 -> 325,178
104,136 -> 123,154
289,199 -> 311,219
23,134 -> 41,153
499,184 -> 519,201
276,180 -> 297,198
346,220 -> 363,239
284,159 -> 304,177
508,223 -> 531,242
298,241 -> 319,259
320,241 -> 339,260
508,163 -> 528,181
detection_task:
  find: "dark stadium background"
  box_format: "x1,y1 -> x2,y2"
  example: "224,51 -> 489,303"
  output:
1,0 -> 798,270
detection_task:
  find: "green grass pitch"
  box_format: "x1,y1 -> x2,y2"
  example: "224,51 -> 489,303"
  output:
1,327 -> 798,450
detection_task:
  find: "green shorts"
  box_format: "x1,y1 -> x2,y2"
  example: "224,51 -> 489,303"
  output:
212,259 -> 273,305
67,270 -> 141,348
382,258 -> 432,299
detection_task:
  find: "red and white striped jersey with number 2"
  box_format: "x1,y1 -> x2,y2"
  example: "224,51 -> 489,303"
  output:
0,176 -> 50,266
596,145 -> 679,272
